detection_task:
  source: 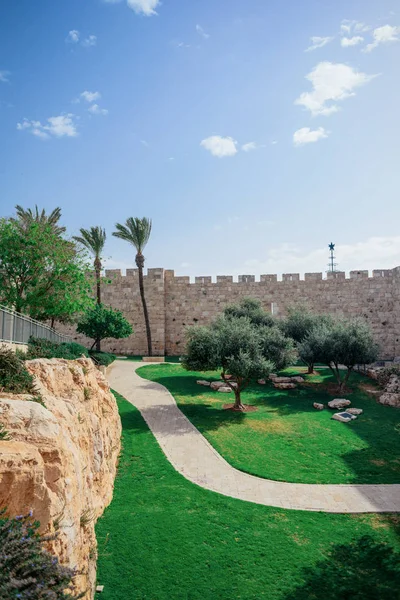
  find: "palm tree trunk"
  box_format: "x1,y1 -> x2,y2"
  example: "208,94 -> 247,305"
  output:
95,259 -> 102,352
137,260 -> 153,356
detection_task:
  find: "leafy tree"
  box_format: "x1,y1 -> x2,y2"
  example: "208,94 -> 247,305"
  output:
0,510 -> 84,599
182,315 -> 295,411
113,217 -> 153,356
280,306 -> 333,373
11,204 -> 66,235
224,297 -> 275,327
299,318 -> 379,392
0,219 -> 92,323
77,304 -> 133,351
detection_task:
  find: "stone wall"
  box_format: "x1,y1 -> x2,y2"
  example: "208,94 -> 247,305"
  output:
63,266 -> 400,360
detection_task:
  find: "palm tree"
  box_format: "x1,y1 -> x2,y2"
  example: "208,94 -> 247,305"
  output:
113,217 -> 153,356
73,226 -> 106,351
12,205 -> 66,235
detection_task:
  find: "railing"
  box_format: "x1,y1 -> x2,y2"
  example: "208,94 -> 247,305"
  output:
0,305 -> 72,345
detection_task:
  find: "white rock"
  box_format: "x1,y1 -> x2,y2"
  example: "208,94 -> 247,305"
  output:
196,380 -> 211,386
346,408 -> 363,415
291,376 -> 305,383
313,403 -> 324,410
258,379 -> 266,385
210,381 -> 226,390
331,411 -> 357,423
217,386 -> 232,393
328,399 -> 351,410
274,383 -> 297,390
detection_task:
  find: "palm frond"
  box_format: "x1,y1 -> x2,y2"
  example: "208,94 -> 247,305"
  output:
13,204 -> 66,235
73,226 -> 106,258
112,217 -> 152,253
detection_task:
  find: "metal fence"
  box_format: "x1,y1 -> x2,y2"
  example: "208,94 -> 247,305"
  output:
0,305 -> 72,345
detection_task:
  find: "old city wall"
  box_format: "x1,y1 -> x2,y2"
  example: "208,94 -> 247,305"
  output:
65,267 -> 400,359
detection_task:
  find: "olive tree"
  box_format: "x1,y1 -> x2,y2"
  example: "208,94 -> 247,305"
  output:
182,313 -> 296,411
299,318 -> 379,392
280,306 -> 333,373
77,304 -> 133,351
224,297 -> 275,327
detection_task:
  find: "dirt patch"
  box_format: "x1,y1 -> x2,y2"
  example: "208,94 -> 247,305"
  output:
359,383 -> 381,396
222,403 -> 258,413
302,382 -> 353,395
247,419 -> 292,434
370,459 -> 388,467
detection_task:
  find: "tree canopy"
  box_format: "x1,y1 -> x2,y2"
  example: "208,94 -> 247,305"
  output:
182,299 -> 296,410
77,304 -> 133,350
0,218 -> 92,323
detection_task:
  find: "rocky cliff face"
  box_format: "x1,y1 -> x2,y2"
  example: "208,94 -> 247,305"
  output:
0,357 -> 121,599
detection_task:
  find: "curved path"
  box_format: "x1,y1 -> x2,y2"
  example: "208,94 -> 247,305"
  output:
108,361 -> 400,513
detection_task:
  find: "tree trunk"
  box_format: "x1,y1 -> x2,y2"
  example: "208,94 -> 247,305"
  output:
233,388 -> 245,411
95,258 -> 102,351
50,317 -> 55,329
307,362 -> 314,374
137,255 -> 153,357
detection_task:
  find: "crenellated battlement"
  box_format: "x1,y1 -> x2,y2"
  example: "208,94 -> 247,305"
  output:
103,267 -> 398,283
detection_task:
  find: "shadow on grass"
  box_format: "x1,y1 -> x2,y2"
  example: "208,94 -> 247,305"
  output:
284,535 -> 400,600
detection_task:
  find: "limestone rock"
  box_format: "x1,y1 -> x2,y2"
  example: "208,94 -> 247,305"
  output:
379,392 -> 400,408
347,408 -> 363,415
313,403 -> 324,410
210,381 -> 226,390
274,383 -> 297,390
217,386 -> 232,393
291,376 -> 305,383
258,379 -> 266,385
0,358 -> 121,600
268,374 -> 278,381
328,399 -> 351,410
197,380 -> 211,386
331,411 -> 357,423
272,377 -> 293,384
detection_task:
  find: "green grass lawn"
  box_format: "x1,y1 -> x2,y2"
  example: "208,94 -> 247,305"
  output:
95,391 -> 400,600
137,364 -> 400,485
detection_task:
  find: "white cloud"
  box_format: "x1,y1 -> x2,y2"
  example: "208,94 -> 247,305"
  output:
88,104 -> 108,115
17,114 -> 78,139
66,30 -> 80,43
0,70 -> 10,83
196,24 -> 210,39
81,91 -> 101,103
271,140 -> 278,145
305,36 -> 334,52
140,139 -> 149,147
200,135 -> 238,158
126,0 -> 160,16
82,35 -> 97,47
293,127 -> 329,146
295,61 -> 377,117
364,25 -> 400,52
242,142 -> 257,152
341,36 -> 364,47
340,20 -> 370,35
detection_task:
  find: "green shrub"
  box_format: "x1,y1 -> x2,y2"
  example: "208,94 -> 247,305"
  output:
27,337 -> 89,360
89,351 -> 116,366
0,510 -> 84,599
0,348 -> 37,395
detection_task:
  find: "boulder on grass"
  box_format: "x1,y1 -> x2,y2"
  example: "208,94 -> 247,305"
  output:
328,399 -> 351,410
313,402 -> 324,410
210,381 -> 226,391
268,374 -> 278,381
197,380 -> 211,387
274,383 -> 297,390
347,408 -> 363,415
291,376 -> 305,383
331,411 -> 357,423
272,377 -> 293,384
217,386 -> 232,393
258,379 -> 266,385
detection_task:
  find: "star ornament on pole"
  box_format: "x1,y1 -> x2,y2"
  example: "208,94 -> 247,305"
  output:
329,243 -> 335,252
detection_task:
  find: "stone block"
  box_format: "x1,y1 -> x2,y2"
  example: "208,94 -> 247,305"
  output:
328,399 -> 351,409
331,412 -> 357,422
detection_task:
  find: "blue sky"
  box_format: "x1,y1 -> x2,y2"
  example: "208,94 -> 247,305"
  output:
1,0 -> 399,278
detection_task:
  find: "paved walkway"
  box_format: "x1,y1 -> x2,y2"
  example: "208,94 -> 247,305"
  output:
108,361 -> 400,513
